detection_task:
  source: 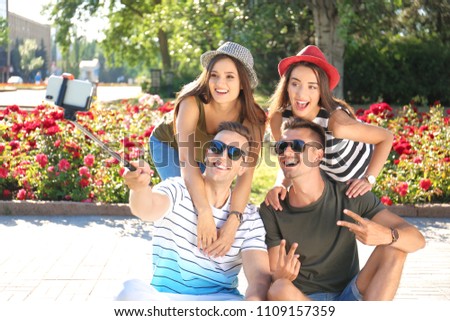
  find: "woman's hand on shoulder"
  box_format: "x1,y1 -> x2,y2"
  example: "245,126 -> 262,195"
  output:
264,185 -> 287,211
346,178 -> 373,198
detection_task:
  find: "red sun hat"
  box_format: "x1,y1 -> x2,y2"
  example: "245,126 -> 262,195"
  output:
278,45 -> 340,90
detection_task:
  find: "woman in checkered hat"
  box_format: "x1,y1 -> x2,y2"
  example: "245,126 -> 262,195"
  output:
150,41 -> 267,256
265,45 -> 393,210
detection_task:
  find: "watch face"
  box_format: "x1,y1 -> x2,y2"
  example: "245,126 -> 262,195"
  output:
367,175 -> 376,185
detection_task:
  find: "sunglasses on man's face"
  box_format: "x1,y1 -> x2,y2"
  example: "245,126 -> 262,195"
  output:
208,140 -> 246,161
274,139 -> 307,155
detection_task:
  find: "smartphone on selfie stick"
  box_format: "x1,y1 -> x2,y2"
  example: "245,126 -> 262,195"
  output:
45,73 -> 137,171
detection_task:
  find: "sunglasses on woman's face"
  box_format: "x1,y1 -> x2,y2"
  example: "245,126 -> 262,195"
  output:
208,140 -> 246,161
274,139 -> 307,155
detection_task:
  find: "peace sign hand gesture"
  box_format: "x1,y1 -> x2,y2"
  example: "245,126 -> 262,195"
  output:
272,239 -> 301,282
337,209 -> 392,246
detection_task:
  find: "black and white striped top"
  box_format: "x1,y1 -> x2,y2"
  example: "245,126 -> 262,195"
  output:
282,107 -> 374,182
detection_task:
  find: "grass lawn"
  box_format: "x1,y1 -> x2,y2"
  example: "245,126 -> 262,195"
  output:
249,145 -> 280,205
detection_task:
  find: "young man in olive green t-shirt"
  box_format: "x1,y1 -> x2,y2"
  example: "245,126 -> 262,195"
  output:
259,118 -> 425,301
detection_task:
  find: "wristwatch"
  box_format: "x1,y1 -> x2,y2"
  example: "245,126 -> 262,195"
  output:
228,211 -> 243,224
364,174 -> 376,185
388,228 -> 399,245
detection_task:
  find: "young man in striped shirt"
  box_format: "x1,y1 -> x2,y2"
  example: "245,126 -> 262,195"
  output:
119,121 -> 271,301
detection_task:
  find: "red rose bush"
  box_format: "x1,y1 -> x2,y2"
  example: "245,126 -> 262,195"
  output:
1,98 -> 449,205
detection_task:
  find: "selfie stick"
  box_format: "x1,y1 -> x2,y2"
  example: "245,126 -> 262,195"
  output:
55,73 -> 137,171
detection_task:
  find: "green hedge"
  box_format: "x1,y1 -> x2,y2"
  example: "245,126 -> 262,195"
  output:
344,38 -> 450,105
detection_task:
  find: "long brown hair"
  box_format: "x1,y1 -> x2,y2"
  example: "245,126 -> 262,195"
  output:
268,61 -> 355,120
173,54 -> 267,142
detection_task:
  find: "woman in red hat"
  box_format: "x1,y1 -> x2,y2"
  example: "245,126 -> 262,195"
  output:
150,42 -> 267,256
265,45 -> 393,210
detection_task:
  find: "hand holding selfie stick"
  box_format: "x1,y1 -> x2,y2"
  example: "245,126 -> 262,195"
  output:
55,73 -> 137,171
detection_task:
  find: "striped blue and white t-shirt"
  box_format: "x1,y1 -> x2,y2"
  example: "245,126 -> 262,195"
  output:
150,177 -> 267,296
282,106 -> 374,182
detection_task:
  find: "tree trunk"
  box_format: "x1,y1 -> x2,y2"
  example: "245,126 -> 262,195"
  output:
310,0 -> 345,98
158,28 -> 171,72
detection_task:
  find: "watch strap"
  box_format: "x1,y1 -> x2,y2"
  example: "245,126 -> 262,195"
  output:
388,228 -> 399,245
228,210 -> 243,224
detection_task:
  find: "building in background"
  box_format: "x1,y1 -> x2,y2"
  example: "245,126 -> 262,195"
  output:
0,0 -> 51,83
0,0 -> 8,82
7,12 -> 51,82
79,58 -> 100,83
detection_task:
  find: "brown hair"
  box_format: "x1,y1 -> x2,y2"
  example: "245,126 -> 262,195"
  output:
217,121 -> 252,145
173,54 -> 267,142
282,118 -> 326,149
268,61 -> 355,120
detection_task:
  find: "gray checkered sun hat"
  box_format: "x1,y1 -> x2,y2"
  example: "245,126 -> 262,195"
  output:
200,41 -> 258,89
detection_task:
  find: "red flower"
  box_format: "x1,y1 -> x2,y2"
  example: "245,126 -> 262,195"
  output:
24,120 -> 41,133
381,196 -> 393,206
45,125 -> 61,136
6,105 -> 20,113
0,167 -> 8,179
0,143 -> 5,153
144,125 -> 155,137
158,101 -> 175,113
413,156 -> 422,164
58,159 -> 71,172
394,182 -> 409,197
54,139 -> 61,148
11,123 -> 23,133
392,137 -> 412,156
122,137 -> 136,148
418,125 -> 428,134
42,117 -> 56,128
9,140 -> 20,151
50,110 -> 64,120
28,140 -> 37,149
79,178 -> 90,188
104,157 -> 119,167
79,166 -> 91,178
17,188 -> 27,200
119,167 -> 126,177
2,189 -> 12,199
77,111 -> 94,120
419,179 -> 432,191
84,154 -> 95,167
35,153 -> 48,168
368,102 -> 393,118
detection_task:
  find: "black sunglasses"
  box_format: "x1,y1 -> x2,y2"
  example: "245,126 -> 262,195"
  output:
208,140 -> 246,161
274,139 -> 307,155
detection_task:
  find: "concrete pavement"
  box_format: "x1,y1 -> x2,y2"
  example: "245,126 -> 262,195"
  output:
0,215 -> 449,301
0,85 -> 143,108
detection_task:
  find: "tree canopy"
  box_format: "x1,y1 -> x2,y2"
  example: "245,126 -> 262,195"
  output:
44,0 -> 450,102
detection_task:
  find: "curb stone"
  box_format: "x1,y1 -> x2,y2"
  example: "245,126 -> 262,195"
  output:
0,200 -> 132,216
0,201 -> 448,217
388,204 -> 450,218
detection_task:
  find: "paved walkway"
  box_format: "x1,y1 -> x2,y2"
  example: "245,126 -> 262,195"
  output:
0,215 -> 449,301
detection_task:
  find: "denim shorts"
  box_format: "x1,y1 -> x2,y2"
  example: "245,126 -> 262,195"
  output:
308,274 -> 363,301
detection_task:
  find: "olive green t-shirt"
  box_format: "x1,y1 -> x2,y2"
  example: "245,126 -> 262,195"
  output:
151,97 -> 215,164
259,176 -> 385,295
